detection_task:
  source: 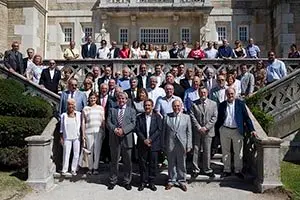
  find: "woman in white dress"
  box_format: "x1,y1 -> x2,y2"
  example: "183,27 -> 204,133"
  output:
130,40 -> 141,59
26,54 -> 46,84
146,43 -> 157,59
60,98 -> 81,176
158,44 -> 170,59
82,92 -> 105,175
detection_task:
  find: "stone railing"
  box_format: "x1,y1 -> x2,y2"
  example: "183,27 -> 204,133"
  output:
25,117 -> 58,190
244,107 -> 283,192
137,0 -> 173,3
98,0 -> 211,7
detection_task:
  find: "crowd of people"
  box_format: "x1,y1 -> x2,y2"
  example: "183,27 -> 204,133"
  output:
1,38 -> 293,192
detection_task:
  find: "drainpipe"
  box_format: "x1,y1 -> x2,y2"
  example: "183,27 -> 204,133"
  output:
44,0 -> 48,58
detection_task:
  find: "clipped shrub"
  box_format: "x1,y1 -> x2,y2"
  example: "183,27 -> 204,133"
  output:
0,116 -> 49,147
0,147 -> 27,169
0,79 -> 53,118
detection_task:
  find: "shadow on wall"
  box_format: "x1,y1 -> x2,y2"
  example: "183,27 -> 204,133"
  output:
281,131 -> 300,163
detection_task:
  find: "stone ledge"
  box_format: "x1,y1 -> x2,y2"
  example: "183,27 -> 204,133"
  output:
25,135 -> 53,144
256,137 -> 283,146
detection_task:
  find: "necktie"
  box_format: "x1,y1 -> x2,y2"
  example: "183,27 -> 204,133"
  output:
102,96 -> 106,108
71,92 -> 74,98
117,108 -> 124,128
201,101 -> 205,125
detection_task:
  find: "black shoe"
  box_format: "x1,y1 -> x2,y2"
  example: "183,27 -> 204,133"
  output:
138,184 -> 145,191
191,172 -> 198,179
221,172 -> 231,178
206,172 -> 216,178
148,183 -> 157,191
235,172 -> 244,179
107,183 -> 115,190
124,184 -> 132,190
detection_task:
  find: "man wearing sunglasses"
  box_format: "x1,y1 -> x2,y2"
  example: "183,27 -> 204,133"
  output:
39,60 -> 61,94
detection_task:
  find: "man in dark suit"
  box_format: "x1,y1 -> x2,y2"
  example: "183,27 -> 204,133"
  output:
39,60 -> 61,94
180,67 -> 195,90
107,92 -> 136,190
23,48 -> 35,73
98,65 -> 114,88
81,36 -> 97,59
108,41 -> 120,59
4,41 -> 24,74
161,72 -> 185,100
136,99 -> 162,191
137,63 -> 151,89
169,41 -> 179,58
124,77 -> 138,100
216,87 -> 256,179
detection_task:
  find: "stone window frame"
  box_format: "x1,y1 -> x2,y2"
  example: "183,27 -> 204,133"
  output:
180,27 -> 191,44
216,26 -> 227,42
139,27 -> 169,44
238,25 -> 249,42
119,28 -> 129,43
63,27 -> 73,43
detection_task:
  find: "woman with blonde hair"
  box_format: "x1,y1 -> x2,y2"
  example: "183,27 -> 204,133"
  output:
25,54 -> 46,83
82,92 -> 105,175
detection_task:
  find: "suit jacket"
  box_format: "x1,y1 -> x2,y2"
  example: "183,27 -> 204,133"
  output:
107,105 -> 136,148
109,47 -> 120,58
204,78 -> 218,93
137,74 -> 151,89
215,99 -> 255,136
209,86 -> 228,106
180,78 -> 192,90
59,90 -> 87,115
81,42 -> 97,58
136,112 -> 162,151
160,82 -> 185,100
237,72 -> 255,96
190,99 -> 218,138
4,50 -> 24,74
162,112 -> 192,152
39,68 -> 61,93
23,57 -> 30,73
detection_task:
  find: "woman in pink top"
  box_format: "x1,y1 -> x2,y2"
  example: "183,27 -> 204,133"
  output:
119,42 -> 130,58
188,41 -> 205,59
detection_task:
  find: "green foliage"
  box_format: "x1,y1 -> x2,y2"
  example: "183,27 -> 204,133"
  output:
0,79 -> 53,118
246,93 -> 274,133
0,116 -> 49,147
281,161 -> 300,200
0,147 -> 27,169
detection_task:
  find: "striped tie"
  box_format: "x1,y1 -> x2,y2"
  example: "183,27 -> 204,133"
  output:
117,108 -> 124,128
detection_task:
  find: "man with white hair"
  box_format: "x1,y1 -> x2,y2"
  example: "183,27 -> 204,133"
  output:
147,76 -> 166,105
204,67 -> 217,93
118,66 -> 131,90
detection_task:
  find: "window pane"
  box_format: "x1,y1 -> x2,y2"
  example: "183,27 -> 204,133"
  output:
181,28 -> 191,43
217,26 -> 226,41
239,26 -> 248,41
140,28 -> 169,44
64,28 -> 73,42
119,28 -> 128,43
84,27 -> 93,41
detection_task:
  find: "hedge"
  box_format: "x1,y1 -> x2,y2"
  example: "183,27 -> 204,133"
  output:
0,79 -> 53,118
0,147 -> 27,169
0,116 -> 49,148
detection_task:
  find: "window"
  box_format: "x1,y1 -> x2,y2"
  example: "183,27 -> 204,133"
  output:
180,28 -> 191,43
140,28 -> 169,44
238,26 -> 249,42
84,27 -> 93,40
63,27 -> 73,42
119,28 -> 128,43
217,26 -> 226,41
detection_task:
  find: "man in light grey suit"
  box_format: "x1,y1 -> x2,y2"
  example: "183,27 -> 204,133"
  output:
237,64 -> 255,98
107,92 -> 136,190
59,78 -> 87,115
190,87 -> 218,178
162,100 -> 192,192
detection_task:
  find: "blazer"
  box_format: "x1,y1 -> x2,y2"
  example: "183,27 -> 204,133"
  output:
23,57 -> 30,73
137,74 -> 151,89
107,105 -> 136,148
136,112 -> 162,151
59,90 -> 87,115
215,99 -> 255,136
180,78 -> 192,90
190,99 -> 218,137
204,78 -> 218,93
162,112 -> 192,152
209,86 -> 228,106
39,68 -> 61,94
4,50 -> 24,74
237,72 -> 255,96
81,42 -> 97,59
109,47 -> 120,58
60,111 -> 81,139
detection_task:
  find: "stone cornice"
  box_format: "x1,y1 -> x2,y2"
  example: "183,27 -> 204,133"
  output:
7,0 -> 47,15
0,0 -> 8,6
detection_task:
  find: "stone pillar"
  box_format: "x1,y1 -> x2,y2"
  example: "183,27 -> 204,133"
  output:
25,135 -> 55,191
255,137 -> 283,193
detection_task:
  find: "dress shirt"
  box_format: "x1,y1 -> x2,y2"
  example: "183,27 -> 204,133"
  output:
118,104 -> 127,117
100,94 -> 108,108
49,68 -> 55,79
141,75 -> 147,88
218,46 -> 234,58
219,88 -> 227,103
146,113 -> 152,139
246,44 -> 260,58
147,87 -> 166,105
118,78 -> 130,90
68,90 -> 77,99
266,59 -> 287,83
109,89 -> 115,97
184,87 -> 200,112
224,101 -> 237,128
154,95 -> 182,116
205,48 -> 218,58
97,47 -> 110,59
87,44 -> 91,51
109,48 -> 115,59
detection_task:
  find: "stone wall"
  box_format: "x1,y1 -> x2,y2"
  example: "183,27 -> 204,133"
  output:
0,1 -> 8,54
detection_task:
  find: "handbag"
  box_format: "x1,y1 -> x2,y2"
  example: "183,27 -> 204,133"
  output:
79,141 -> 90,168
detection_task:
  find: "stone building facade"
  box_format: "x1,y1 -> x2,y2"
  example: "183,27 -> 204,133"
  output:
0,0 -> 298,59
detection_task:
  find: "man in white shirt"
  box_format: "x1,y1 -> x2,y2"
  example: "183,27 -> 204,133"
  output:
97,40 -> 110,59
204,67 -> 218,94
152,64 -> 165,86
266,51 -> 287,84
63,41 -> 80,60
204,41 -> 218,59
147,76 -> 166,105
92,66 -> 101,95
177,40 -> 191,58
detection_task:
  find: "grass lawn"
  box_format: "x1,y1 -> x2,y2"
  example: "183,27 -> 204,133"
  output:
281,161 -> 300,200
0,171 -> 31,200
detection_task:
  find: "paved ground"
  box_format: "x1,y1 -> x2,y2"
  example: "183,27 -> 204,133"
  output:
23,179 -> 287,200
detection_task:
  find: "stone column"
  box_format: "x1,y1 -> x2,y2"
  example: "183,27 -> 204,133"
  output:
255,137 -> 283,193
25,135 -> 55,191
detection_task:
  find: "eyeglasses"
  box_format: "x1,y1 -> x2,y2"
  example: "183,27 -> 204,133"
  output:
49,63 -> 55,65
71,84 -> 77,86
218,79 -> 225,82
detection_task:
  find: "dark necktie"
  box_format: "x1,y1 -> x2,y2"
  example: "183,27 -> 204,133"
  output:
71,92 -> 74,98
